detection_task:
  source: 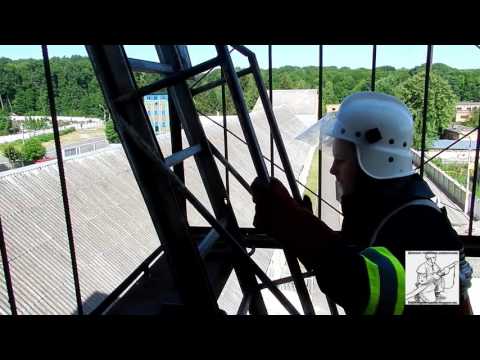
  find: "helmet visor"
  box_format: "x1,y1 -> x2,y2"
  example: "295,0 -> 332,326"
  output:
295,112 -> 338,147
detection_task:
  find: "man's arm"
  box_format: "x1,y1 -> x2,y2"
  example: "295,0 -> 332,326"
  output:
251,177 -> 371,313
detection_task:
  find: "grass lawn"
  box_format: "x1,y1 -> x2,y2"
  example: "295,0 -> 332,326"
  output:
304,148 -> 319,214
431,158 -> 480,197
42,127 -> 105,149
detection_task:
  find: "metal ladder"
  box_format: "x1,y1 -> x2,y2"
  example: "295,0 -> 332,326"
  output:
86,45 -> 330,315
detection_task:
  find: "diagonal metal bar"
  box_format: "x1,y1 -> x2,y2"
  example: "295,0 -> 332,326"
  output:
415,126 -> 479,170
237,293 -> 252,315
231,44 -> 315,315
191,68 -> 252,96
216,45 -> 269,181
169,94 -> 187,219
115,119 -> 300,315
128,58 -> 173,74
190,48 -> 235,91
419,45 -> 434,178
42,45 -> 83,315
88,45 -> 221,314
258,270 -> 315,289
221,69 -> 230,199
156,45 -> 267,315
116,57 -> 222,103
209,142 -> 252,195
0,216 -> 17,315
237,44 -> 340,316
198,218 -> 228,259
269,45 -> 274,177
90,246 -> 164,315
198,109 -> 344,216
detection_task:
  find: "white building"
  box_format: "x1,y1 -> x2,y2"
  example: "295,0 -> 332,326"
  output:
143,94 -> 169,135
455,102 -> 480,123
9,115 -> 103,124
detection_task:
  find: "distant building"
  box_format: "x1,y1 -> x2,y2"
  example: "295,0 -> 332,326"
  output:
326,104 -> 340,113
442,124 -> 477,142
144,94 -> 169,135
455,102 -> 480,123
9,115 -> 102,124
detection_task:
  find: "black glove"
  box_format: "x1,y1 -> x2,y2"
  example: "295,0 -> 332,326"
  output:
251,177 -> 297,234
250,176 -> 339,269
302,194 -> 313,213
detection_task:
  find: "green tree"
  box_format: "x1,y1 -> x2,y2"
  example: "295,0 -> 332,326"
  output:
105,119 -> 120,143
3,143 -> 22,165
395,71 -> 458,149
24,116 -> 49,131
22,138 -> 46,162
375,71 -> 410,96
0,109 -> 13,135
4,55 -> 480,124
321,80 -> 336,114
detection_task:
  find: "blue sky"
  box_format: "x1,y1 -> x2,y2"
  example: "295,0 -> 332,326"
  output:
1,45 -> 480,69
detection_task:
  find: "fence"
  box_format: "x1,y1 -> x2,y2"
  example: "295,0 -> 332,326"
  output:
59,140 -> 109,158
412,149 -> 480,219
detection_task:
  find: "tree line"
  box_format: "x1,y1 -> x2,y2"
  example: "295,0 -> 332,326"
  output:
2,56 -> 479,116
1,56 -> 480,148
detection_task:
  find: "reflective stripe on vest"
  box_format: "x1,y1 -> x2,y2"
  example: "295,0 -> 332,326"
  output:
360,247 -> 405,315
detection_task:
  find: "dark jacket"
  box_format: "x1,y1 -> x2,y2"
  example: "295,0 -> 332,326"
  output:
312,174 -> 466,315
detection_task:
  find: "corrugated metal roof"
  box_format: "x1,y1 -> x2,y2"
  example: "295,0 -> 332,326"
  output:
0,97 -> 316,315
0,146 -> 162,314
431,139 -> 478,150
252,89 -> 319,116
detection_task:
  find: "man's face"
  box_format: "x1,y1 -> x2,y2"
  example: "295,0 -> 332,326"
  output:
426,255 -> 436,266
330,138 -> 359,197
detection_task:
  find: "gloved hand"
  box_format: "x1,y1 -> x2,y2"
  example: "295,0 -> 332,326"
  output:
250,176 -> 340,269
251,177 -> 298,234
251,177 -> 315,232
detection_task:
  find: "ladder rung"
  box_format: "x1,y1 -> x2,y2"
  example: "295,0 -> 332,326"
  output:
128,58 -> 174,74
191,68 -> 253,96
198,218 -> 228,258
165,145 -> 202,168
231,45 -> 254,58
115,56 -> 223,103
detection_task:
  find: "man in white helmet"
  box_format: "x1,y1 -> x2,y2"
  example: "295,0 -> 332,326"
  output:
251,92 -> 473,315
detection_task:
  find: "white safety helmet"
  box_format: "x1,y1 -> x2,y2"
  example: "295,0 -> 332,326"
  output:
297,92 -> 414,179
